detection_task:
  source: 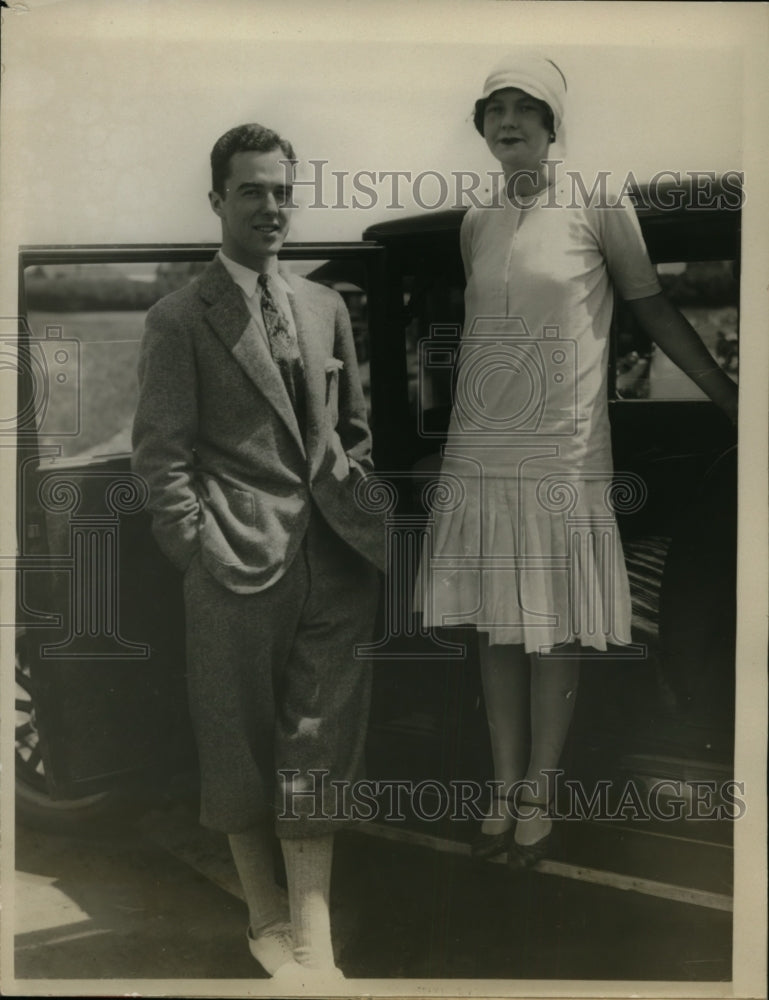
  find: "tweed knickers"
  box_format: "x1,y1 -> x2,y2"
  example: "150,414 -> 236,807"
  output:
183,509 -> 379,837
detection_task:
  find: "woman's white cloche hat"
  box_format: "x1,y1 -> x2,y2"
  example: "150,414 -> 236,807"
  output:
481,52 -> 567,131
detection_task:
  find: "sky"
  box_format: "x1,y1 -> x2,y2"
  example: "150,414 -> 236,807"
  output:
0,0 -> 759,246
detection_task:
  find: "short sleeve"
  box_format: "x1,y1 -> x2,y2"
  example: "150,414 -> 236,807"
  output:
592,197 -> 662,302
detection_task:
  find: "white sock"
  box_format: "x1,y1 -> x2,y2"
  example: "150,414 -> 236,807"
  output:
281,835 -> 335,969
229,825 -> 289,935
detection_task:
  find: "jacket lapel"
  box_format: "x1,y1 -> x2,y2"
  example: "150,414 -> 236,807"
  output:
199,259 -> 305,454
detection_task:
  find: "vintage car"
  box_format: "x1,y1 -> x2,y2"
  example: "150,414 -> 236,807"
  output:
13,179 -> 739,887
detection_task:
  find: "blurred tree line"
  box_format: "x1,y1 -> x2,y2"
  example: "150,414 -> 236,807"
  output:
24,261 -> 210,311
25,258 -> 737,314
656,260 -> 738,308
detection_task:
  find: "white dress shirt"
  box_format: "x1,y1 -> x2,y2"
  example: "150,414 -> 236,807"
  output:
217,250 -> 298,348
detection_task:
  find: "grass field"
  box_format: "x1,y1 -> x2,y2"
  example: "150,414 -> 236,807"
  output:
26,306 -> 372,462
28,311 -> 145,461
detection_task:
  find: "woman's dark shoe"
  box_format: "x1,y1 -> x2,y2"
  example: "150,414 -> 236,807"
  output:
472,792 -> 518,860
506,828 -> 555,870
471,825 -> 515,860
507,799 -> 557,871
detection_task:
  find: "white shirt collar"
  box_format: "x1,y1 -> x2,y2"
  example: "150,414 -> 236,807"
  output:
217,250 -> 293,299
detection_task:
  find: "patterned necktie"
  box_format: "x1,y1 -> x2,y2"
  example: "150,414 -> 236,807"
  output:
258,272 -> 303,407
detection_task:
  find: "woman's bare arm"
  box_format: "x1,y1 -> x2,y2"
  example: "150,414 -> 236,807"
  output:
627,292 -> 738,425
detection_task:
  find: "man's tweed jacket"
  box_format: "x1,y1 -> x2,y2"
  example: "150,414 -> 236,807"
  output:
132,257 -> 385,591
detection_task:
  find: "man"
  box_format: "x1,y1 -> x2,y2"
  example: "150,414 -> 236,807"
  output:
132,123 -> 384,983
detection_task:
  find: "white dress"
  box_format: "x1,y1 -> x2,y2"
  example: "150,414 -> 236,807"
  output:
417,178 -> 661,652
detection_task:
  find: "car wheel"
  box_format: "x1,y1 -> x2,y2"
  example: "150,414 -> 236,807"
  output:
15,636 -> 130,833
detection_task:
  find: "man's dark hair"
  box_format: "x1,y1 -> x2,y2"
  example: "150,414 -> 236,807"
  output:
210,123 -> 296,196
472,95 -> 555,140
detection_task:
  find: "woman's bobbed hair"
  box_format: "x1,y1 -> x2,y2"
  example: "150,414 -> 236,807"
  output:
472,94 -> 556,141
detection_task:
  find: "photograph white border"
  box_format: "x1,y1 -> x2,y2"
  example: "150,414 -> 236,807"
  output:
1,2 -> 767,997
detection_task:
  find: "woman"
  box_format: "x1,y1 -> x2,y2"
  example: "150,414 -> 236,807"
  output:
417,52 -> 737,867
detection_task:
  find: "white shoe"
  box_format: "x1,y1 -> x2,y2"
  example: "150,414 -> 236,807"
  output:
271,960 -> 346,986
247,920 -> 295,976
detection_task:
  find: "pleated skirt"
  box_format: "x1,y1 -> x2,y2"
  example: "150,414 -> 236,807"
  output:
415,473 -> 633,653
